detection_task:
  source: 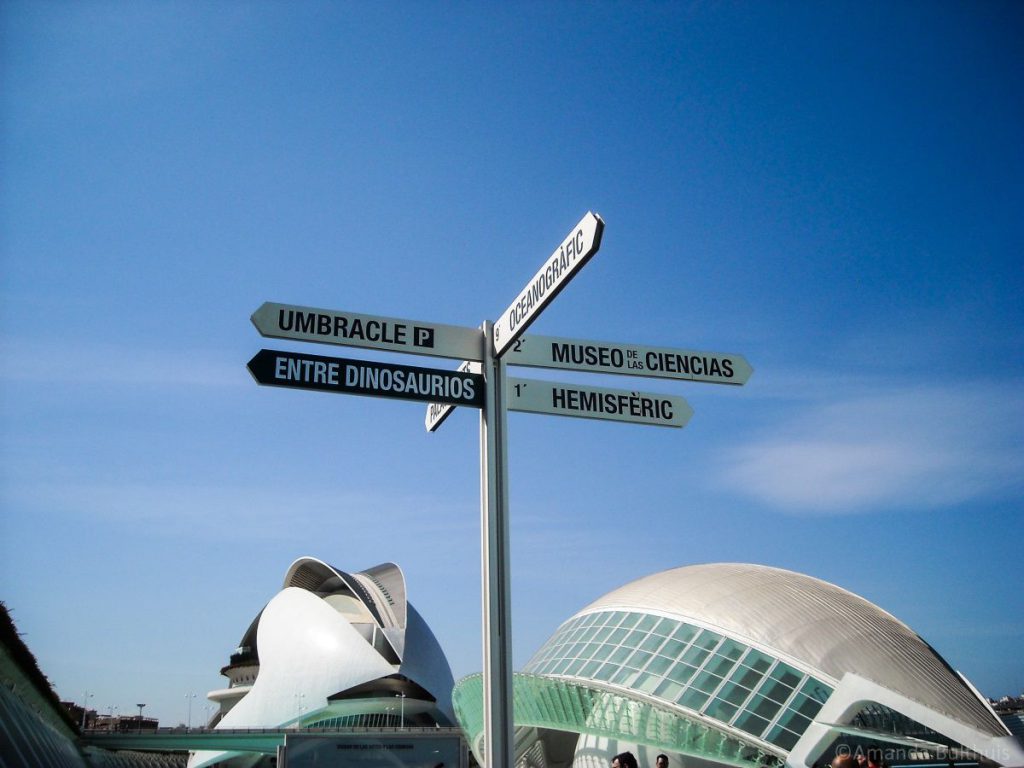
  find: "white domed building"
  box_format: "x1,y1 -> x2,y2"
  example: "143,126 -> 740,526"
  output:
453,564 -> 1023,768
189,557 -> 455,768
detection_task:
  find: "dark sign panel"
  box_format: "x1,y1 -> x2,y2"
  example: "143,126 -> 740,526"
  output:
247,349 -> 485,408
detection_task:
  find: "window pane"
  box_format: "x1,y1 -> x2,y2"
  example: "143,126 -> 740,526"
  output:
742,650 -> 774,673
792,693 -> 825,719
694,631 -> 723,651
668,662 -> 698,686
704,698 -> 738,723
640,633 -> 665,653
672,624 -> 699,644
681,645 -> 711,667
705,654 -> 737,678
593,662 -> 617,682
678,688 -> 710,711
760,678 -> 794,705
608,627 -> 628,644
766,725 -> 800,751
748,694 -> 783,720
800,679 -> 833,705
653,618 -> 677,637
769,662 -> 802,688
626,650 -> 652,669
692,670 -> 724,695
719,681 -> 753,707
611,667 -> 638,687
580,659 -> 601,677
607,611 -> 627,626
776,708 -> 811,734
564,659 -> 585,676
619,613 -> 641,629
609,645 -> 632,664
646,655 -> 672,677
637,672 -> 661,694
636,614 -> 658,632
716,639 -> 746,661
592,644 -> 615,662
660,639 -> 688,660
729,666 -> 764,690
734,711 -> 770,737
655,679 -> 682,701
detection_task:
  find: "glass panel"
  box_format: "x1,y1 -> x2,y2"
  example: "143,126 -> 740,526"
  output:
769,662 -> 803,688
609,644 -> 633,665
608,627 -> 628,644
659,639 -> 688,660
668,662 -> 698,686
654,679 -> 682,701
564,658 -> 585,676
611,667 -> 638,687
652,617 -> 677,637
646,655 -> 672,677
760,678 -> 795,705
748,693 -> 783,720
681,645 -> 712,667
776,708 -> 811,734
580,659 -> 601,677
792,693 -> 825,719
640,633 -> 665,653
625,613 -> 646,629
728,665 -> 764,690
636,614 -> 658,632
593,662 -> 617,682
734,711 -> 770,737
766,725 -> 800,751
591,628 -> 613,644
800,679 -> 833,704
580,627 -> 599,642
607,611 -> 627,626
636,672 -> 661,694
621,629 -> 645,649
716,639 -> 746,661
718,681 -> 753,707
694,631 -> 723,651
626,650 -> 652,670
567,642 -> 586,658
742,650 -> 774,673
705,653 -> 738,678
704,698 -> 738,723
592,643 -> 616,662
692,670 -> 724,695
678,687 -> 710,711
672,624 -> 698,644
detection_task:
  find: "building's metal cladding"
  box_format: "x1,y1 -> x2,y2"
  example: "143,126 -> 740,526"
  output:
453,564 -> 1023,768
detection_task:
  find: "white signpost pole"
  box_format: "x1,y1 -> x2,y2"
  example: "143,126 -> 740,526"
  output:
479,321 -> 514,768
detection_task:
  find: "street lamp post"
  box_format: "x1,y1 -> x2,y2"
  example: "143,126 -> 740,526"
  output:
81,691 -> 93,729
136,703 -> 146,733
395,692 -> 406,730
186,693 -> 197,730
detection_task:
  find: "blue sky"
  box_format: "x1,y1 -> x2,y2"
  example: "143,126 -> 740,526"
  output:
1,2 -> 1021,726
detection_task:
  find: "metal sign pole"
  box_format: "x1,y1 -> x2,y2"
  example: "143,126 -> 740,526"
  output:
479,320 -> 514,768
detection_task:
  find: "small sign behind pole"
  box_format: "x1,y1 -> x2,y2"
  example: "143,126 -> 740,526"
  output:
507,377 -> 693,428
504,333 -> 753,385
248,349 -> 485,408
425,361 -> 483,432
492,212 -> 604,357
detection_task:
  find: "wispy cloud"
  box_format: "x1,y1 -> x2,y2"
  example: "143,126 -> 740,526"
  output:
719,379 -> 1024,514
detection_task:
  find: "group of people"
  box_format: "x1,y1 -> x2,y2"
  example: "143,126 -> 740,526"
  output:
830,745 -> 887,768
610,752 -> 670,768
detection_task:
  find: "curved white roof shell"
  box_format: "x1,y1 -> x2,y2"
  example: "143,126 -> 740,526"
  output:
577,563 -> 1001,737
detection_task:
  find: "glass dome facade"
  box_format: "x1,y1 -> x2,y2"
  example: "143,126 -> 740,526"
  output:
524,609 -> 832,753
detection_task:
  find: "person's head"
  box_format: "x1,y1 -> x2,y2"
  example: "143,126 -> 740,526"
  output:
830,755 -> 857,768
612,752 -> 639,768
866,747 -> 883,767
656,755 -> 669,768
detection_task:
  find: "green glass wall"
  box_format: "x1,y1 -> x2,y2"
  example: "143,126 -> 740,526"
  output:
523,610 -> 833,752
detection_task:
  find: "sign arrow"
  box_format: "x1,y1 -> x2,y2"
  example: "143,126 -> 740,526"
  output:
492,212 -> 604,357
503,333 -> 753,385
251,302 -> 484,361
248,349 -> 485,408
507,377 -> 692,428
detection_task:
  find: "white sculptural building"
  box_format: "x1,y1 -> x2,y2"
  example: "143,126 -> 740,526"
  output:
453,564 -> 1023,768
189,557 -> 455,768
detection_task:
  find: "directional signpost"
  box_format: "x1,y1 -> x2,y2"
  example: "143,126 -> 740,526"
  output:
246,211 -> 752,768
